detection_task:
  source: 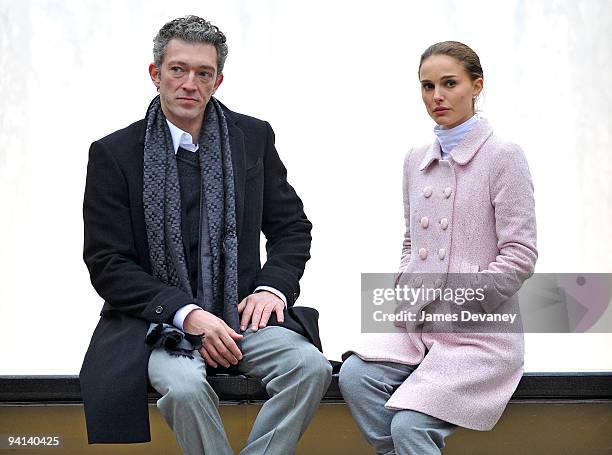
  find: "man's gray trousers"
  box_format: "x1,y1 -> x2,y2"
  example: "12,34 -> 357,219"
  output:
148,325 -> 332,454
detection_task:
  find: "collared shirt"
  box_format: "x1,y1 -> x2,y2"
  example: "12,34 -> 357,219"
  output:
434,112 -> 480,159
165,120 -> 287,330
166,120 -> 198,153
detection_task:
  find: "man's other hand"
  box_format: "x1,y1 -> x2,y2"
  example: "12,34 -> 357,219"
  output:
238,291 -> 285,332
183,309 -> 243,368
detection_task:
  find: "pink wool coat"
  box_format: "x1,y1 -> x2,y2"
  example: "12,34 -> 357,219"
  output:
345,117 -> 537,431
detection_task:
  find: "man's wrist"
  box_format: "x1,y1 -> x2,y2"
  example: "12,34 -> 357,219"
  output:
173,304 -> 203,331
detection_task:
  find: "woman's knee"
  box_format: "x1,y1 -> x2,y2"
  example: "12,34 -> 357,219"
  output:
338,354 -> 367,397
390,410 -> 455,450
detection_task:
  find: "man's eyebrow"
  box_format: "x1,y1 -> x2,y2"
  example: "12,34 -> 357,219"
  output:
167,60 -> 216,70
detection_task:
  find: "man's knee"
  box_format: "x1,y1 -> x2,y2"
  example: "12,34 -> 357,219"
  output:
166,369 -> 213,402
296,346 -> 332,386
149,350 -> 212,402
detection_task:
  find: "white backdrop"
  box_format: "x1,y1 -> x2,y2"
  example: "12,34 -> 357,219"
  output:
1,0 -> 611,373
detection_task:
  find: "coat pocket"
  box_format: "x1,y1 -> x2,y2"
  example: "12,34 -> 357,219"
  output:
245,160 -> 263,180
459,260 -> 483,290
460,260 -> 480,274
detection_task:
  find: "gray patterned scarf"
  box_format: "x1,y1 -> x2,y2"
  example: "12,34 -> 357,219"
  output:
143,96 -> 240,343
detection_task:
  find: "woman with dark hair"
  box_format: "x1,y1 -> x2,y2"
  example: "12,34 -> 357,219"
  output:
339,41 -> 537,454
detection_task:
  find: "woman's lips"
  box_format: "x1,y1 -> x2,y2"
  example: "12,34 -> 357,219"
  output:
433,107 -> 449,115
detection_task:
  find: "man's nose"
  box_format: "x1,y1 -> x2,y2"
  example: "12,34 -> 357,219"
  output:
182,72 -> 197,91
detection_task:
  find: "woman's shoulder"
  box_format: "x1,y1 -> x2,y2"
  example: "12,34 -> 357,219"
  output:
403,142 -> 432,165
486,132 -> 526,156
484,131 -> 530,171
478,129 -> 534,183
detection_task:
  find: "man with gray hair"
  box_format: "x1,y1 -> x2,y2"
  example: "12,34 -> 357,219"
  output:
80,15 -> 331,454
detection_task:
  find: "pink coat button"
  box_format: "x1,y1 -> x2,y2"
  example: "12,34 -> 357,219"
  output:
440,218 -> 449,230
443,187 -> 452,198
423,186 -> 433,198
419,248 -> 428,260
420,217 -> 429,228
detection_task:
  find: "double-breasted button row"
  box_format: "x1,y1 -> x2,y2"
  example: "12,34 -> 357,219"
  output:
422,186 -> 453,199
418,247 -> 447,261
421,216 -> 449,231
417,217 -> 449,261
419,185 -> 452,264
411,275 -> 442,289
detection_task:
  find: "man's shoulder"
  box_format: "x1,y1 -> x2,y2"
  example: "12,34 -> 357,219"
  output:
95,119 -> 146,151
220,102 -> 270,136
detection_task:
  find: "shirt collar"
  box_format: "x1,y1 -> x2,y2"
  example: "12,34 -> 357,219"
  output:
166,120 -> 198,154
419,117 -> 494,171
434,112 -> 480,157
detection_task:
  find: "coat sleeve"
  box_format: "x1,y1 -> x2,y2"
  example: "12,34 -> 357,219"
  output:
83,140 -> 195,322
253,122 -> 312,307
478,143 -> 538,313
399,149 -> 414,272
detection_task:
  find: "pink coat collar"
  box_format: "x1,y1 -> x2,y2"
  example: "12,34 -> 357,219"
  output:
419,118 -> 494,171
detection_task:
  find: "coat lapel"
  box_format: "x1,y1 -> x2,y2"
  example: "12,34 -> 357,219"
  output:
419,142 -> 442,171
224,109 -> 246,240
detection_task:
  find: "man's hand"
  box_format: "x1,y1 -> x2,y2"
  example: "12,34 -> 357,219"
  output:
183,309 -> 243,368
237,291 -> 285,332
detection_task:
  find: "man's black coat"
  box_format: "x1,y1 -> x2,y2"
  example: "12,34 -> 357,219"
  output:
80,103 -> 320,443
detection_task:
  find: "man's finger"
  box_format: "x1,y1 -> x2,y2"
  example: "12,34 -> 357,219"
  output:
219,332 -> 243,361
250,302 -> 264,331
275,305 -> 284,324
204,340 -> 230,368
199,347 -> 218,368
240,297 -> 255,331
212,335 -> 240,365
258,305 -> 273,328
227,327 -> 244,341
237,297 -> 248,314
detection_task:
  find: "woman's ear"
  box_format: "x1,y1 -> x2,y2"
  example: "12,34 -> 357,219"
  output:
473,77 -> 483,98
